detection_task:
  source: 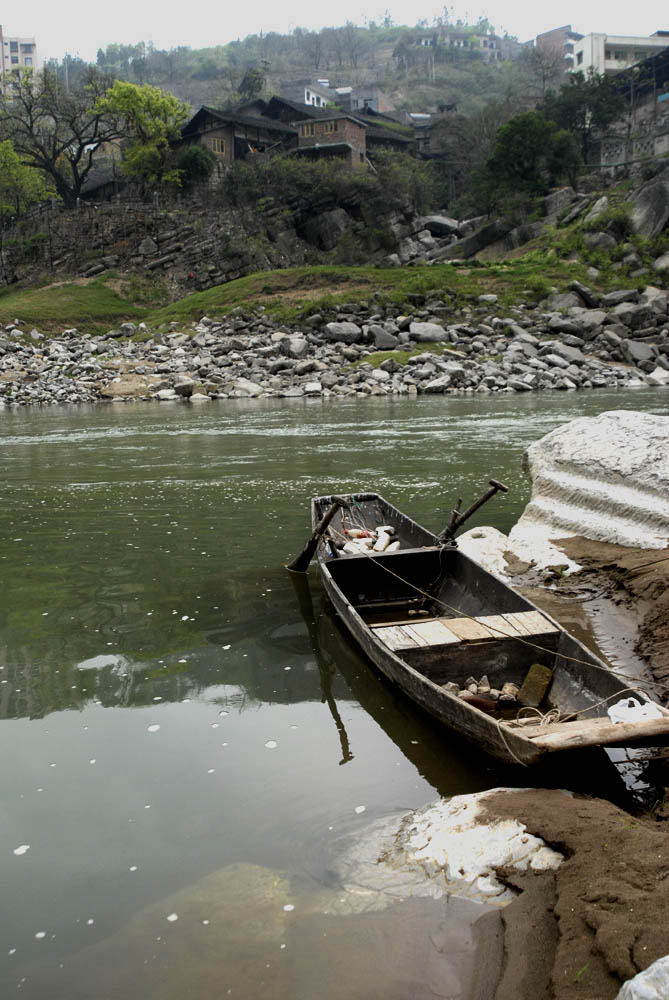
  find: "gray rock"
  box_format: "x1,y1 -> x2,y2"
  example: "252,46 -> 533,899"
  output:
601,289 -> 639,307
631,165 -> 669,238
282,336 -> 309,358
302,208 -> 350,251
653,252 -> 669,273
547,292 -> 583,311
423,375 -> 451,393
323,322 -> 363,345
174,377 -> 195,397
584,195 -> 609,225
623,340 -> 656,365
436,218 -> 514,260
409,322 -> 447,343
423,215 -> 460,236
543,187 -> 576,215
370,326 -> 399,350
584,232 -> 616,251
138,237 -> 158,255
539,341 -> 586,365
569,281 -> 599,308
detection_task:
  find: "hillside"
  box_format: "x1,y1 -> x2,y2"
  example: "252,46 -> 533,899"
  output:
49,21 -> 538,116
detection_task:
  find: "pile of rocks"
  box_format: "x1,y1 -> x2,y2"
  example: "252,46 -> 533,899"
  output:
1,282 -> 668,406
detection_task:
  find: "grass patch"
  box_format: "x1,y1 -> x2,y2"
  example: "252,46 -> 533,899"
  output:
354,342 -> 454,368
0,275 -> 150,334
144,256 -> 590,330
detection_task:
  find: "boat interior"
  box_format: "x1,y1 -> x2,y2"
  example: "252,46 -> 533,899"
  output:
326,545 -> 629,721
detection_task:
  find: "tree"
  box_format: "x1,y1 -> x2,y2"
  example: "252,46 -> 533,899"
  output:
238,66 -> 265,100
471,111 -> 583,214
176,145 -> 215,186
0,140 -> 53,219
487,111 -> 555,194
95,81 -> 190,188
521,46 -> 564,100
0,67 -> 125,207
542,70 -> 625,161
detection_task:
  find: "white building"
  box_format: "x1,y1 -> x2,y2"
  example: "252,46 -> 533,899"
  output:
0,26 -> 40,75
573,30 -> 669,75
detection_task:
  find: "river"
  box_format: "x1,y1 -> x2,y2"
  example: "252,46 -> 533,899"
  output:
2,389 -> 668,998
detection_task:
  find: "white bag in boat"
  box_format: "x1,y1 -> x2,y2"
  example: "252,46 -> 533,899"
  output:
607,697 -> 663,725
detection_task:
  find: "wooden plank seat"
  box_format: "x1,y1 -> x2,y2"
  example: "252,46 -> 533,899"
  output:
372,611 -> 559,651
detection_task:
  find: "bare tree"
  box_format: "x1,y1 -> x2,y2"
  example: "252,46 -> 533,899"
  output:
521,46 -> 565,100
0,68 -> 124,207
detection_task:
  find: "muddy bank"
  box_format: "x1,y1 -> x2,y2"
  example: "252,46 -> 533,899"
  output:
555,538 -> 669,702
485,789 -> 669,1000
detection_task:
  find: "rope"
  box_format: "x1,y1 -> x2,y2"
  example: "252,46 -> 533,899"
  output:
507,687 -> 659,728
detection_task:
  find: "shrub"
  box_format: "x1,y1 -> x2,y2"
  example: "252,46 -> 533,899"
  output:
176,146 -> 216,185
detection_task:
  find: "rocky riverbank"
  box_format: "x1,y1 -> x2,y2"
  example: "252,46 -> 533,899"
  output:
1,280 -> 669,406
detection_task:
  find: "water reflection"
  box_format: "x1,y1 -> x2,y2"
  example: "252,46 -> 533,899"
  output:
2,391 -> 669,998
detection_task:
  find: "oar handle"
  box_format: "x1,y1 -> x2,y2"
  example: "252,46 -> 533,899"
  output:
286,496 -> 350,573
438,478 -> 508,542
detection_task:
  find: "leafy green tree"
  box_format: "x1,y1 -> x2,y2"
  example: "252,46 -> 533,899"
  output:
95,81 -> 190,188
486,111 -> 555,194
469,112 -> 583,214
0,140 -> 54,219
0,67 -> 124,207
542,70 -> 625,160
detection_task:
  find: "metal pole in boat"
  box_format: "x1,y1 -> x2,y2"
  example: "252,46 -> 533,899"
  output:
286,496 -> 350,573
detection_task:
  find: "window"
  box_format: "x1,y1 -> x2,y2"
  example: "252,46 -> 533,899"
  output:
11,56 -> 18,64
614,50 -> 625,60
577,51 -> 583,65
299,123 -> 315,138
24,57 -> 32,66
605,49 -> 612,59
306,90 -> 311,101
323,120 -> 338,134
635,51 -> 648,60
21,43 -> 34,52
211,138 -> 225,154
10,41 -> 18,52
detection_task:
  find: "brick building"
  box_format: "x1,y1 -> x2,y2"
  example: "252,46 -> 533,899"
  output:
293,113 -> 368,169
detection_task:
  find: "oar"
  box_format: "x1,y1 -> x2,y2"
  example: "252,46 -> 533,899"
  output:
438,478 -> 508,542
286,496 -> 350,573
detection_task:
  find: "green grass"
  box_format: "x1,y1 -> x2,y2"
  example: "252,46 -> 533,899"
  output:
0,277 -> 148,335
144,257 -> 591,330
0,243 -> 637,340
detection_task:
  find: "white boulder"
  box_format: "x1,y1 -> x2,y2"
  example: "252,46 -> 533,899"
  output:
509,410 -> 669,552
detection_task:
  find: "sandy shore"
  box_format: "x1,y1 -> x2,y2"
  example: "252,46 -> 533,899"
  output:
488,542 -> 669,999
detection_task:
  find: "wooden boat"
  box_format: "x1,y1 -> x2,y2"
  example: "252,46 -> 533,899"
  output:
310,491 -> 669,766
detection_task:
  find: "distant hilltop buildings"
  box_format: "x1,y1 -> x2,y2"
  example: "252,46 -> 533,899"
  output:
536,24 -> 669,79
0,24 -> 40,74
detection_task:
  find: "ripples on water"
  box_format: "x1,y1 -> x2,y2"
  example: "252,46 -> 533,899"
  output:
1,391 -> 668,998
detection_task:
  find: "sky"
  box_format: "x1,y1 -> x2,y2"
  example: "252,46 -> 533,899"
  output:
4,1 -> 669,62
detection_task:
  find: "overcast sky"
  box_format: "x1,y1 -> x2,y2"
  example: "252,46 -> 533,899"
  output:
4,1 -> 668,62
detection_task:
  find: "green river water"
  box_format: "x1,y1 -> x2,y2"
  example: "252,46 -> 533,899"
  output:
2,389 -> 668,998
